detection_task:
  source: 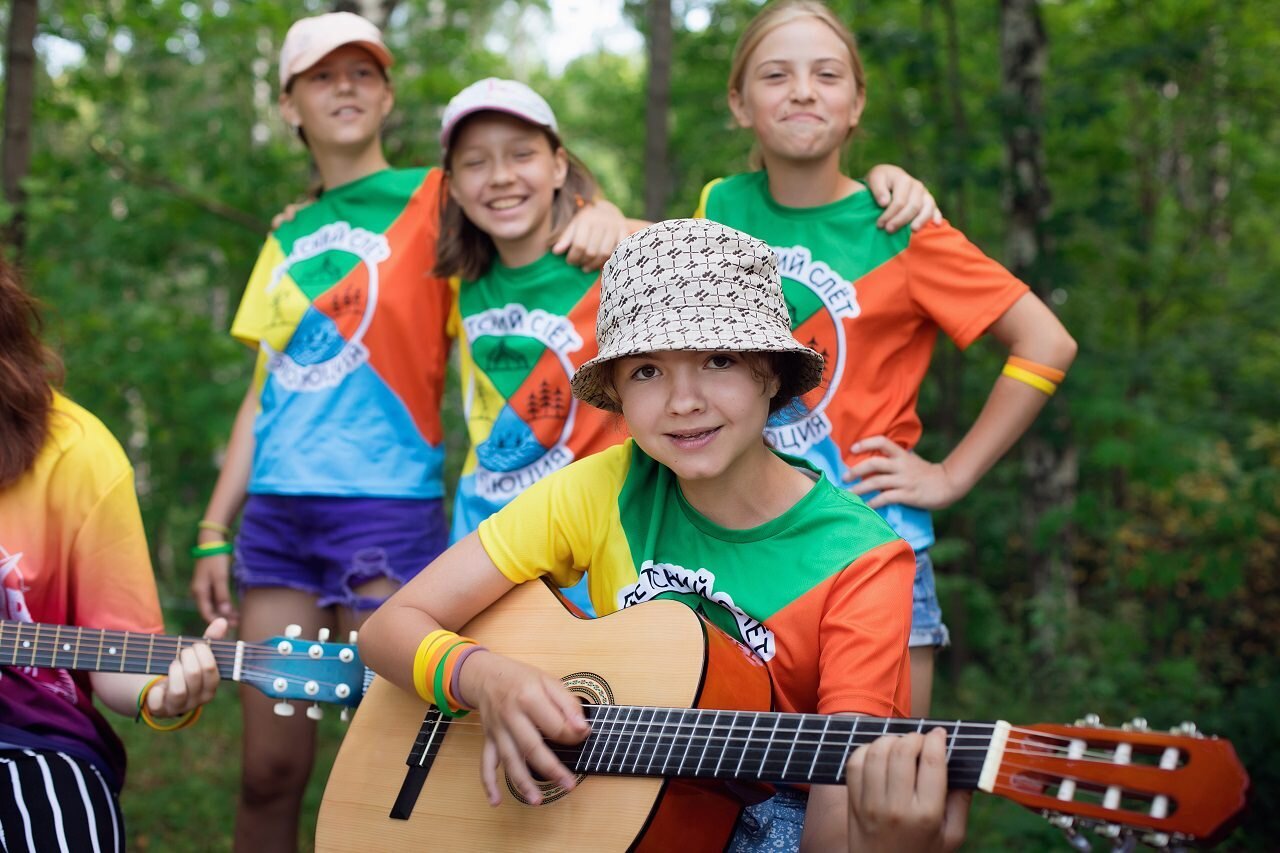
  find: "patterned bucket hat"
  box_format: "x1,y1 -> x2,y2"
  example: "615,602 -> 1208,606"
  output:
570,219 -> 824,413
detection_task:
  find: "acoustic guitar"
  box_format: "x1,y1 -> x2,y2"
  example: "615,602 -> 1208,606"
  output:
317,581 -> 1248,852
0,619 -> 370,717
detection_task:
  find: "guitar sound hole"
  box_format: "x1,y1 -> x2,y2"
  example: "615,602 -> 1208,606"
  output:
504,671 -> 612,806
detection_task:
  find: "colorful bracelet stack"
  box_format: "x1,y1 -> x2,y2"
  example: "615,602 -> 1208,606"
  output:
412,630 -> 487,718
135,676 -> 202,732
1001,356 -> 1066,397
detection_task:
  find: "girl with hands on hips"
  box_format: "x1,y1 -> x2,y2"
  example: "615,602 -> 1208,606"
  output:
698,0 -> 1078,717
845,291 -> 1078,513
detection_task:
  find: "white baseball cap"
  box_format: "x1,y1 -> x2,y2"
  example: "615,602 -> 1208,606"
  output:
439,78 -> 558,150
279,12 -> 393,90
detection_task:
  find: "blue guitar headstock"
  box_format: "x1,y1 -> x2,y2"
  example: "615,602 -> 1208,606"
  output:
242,625 -> 369,721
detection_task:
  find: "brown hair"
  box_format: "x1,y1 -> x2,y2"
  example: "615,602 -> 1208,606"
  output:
728,0 -> 867,169
601,350 -> 805,416
433,116 -> 598,281
0,258 -> 64,488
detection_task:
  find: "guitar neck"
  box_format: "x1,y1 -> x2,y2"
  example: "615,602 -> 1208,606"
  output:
0,620 -> 238,679
551,706 -> 1004,790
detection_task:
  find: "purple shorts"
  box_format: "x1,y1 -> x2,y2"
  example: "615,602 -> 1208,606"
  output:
233,494 -> 447,611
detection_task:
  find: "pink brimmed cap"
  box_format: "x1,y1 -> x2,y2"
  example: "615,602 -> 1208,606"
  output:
440,77 -> 558,150
279,12 -> 393,90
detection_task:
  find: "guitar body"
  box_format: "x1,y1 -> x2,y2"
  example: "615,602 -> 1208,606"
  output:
317,581 -> 773,852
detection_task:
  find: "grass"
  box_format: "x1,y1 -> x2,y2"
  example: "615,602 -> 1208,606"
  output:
112,688 -> 347,851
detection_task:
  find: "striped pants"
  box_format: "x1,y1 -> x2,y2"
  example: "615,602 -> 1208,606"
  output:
0,749 -> 124,853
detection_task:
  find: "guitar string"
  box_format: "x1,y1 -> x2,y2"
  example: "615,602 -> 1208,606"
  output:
399,718 -> 1175,766
1,635 -> 1198,758
0,634 -> 358,662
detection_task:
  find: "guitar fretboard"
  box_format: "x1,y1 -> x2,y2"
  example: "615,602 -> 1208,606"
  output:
0,621 -> 235,678
549,706 -> 994,789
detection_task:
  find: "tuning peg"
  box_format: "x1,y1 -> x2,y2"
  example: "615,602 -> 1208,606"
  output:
334,684 -> 351,700
285,624 -> 303,639
348,630 -> 359,644
340,708 -> 351,722
1108,831 -> 1136,852
317,627 -> 330,643
307,704 -> 324,721
1141,831 -> 1171,848
1076,713 -> 1102,727
1056,824 -> 1092,852
1175,721 -> 1200,738
1094,822 -> 1122,839
1122,716 -> 1148,731
273,701 -> 295,717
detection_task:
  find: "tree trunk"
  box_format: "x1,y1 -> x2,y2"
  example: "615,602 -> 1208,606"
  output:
643,0 -> 672,220
2,0 -> 39,255
999,0 -> 1078,661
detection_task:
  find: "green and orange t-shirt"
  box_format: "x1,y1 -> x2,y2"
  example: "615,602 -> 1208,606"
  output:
696,172 -> 1028,550
232,167 -> 451,499
448,252 -> 624,542
478,441 -> 914,717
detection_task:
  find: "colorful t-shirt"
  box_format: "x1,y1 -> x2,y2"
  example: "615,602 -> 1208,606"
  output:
448,252 -> 623,542
479,441 -> 914,717
696,172 -> 1028,549
232,167 -> 451,499
0,393 -> 164,790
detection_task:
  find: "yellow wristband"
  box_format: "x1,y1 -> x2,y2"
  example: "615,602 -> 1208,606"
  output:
197,519 -> 232,535
413,631 -> 456,704
1002,363 -> 1058,396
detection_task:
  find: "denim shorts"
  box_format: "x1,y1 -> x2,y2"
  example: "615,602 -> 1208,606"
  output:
910,549 -> 950,648
234,494 -> 448,611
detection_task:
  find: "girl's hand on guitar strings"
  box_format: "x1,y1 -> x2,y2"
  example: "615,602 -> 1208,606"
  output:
845,728 -> 971,853
148,617 -> 228,716
461,650 -> 590,806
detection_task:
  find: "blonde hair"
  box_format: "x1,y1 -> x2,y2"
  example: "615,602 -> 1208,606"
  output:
727,0 -> 867,168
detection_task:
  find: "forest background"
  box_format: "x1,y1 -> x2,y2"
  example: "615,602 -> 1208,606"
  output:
2,0 -> 1276,849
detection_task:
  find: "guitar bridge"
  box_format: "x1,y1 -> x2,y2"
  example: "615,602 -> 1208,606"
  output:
390,705 -> 452,820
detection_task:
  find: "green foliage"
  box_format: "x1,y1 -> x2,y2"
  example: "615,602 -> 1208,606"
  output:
4,0 -> 1277,848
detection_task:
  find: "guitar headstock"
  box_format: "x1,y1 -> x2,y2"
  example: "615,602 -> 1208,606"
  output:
240,625 -> 368,720
994,715 -> 1249,849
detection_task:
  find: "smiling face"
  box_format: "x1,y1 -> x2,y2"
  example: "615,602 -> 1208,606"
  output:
612,350 -> 779,487
445,112 -> 569,269
728,15 -> 865,165
279,45 -> 393,151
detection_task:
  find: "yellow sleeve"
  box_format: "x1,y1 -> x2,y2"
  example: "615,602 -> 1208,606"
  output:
229,235 -> 310,350
477,443 -> 632,591
692,178 -> 723,219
